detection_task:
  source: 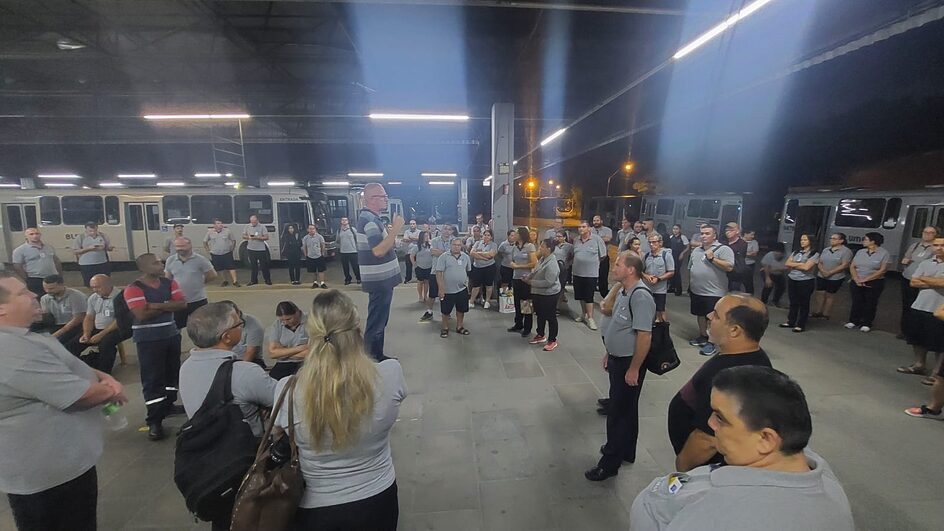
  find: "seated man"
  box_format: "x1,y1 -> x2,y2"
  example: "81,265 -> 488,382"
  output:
79,273 -> 127,373
220,300 -> 266,369
38,274 -> 87,356
631,366 -> 854,530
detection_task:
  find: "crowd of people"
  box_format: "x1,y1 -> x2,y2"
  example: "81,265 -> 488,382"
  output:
2,182 -> 941,530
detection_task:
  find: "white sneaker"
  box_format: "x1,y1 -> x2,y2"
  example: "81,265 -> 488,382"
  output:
483,302 -> 490,309
587,317 -> 598,331
844,322 -> 856,329
859,326 -> 871,333
574,314 -> 584,323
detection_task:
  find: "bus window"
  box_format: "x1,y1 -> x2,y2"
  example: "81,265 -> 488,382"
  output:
656,199 -> 674,216
235,195 -> 273,224
39,196 -> 61,225
784,199 -> 798,225
62,196 -> 104,225
882,198 -> 902,229
105,196 -> 120,225
24,205 -> 37,228
701,200 -> 720,219
835,198 -> 884,229
936,209 -> 944,233
128,204 -> 144,230
686,200 -> 701,218
191,195 -> 233,224
163,195 -> 191,224
911,208 -> 930,238
6,205 -> 23,232
277,202 -> 311,234
721,204 -> 741,227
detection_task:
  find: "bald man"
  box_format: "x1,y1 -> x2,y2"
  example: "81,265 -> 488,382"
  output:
80,274 -> 127,373
667,294 -> 774,472
356,183 -> 404,361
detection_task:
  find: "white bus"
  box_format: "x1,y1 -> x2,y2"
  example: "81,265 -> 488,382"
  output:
0,187 -> 314,265
777,187 -> 944,267
640,193 -> 745,237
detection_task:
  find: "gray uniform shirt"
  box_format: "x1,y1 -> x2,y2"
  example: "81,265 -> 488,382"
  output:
402,228 -> 420,247
911,258 -> 944,313
162,235 -> 179,257
205,227 -> 237,255
435,251 -> 472,294
529,255 -> 561,296
73,233 -> 109,266
644,249 -> 675,294
902,242 -> 935,279
688,243 -> 735,297
851,247 -> 890,279
0,328 -> 102,495
472,241 -> 498,268
87,291 -> 116,330
572,235 -> 607,278
12,242 -> 59,278
303,233 -> 326,259
512,243 -> 537,280
337,228 -> 358,254
787,250 -> 819,281
761,251 -> 787,274
617,229 -> 635,252
817,245 -> 853,280
40,288 -> 87,325
179,348 -> 276,437
603,280 -> 656,357
410,244 -> 434,269
243,223 -> 269,252
554,242 -> 574,268
232,313 -> 265,360
164,253 -> 214,303
498,240 -> 515,267
430,236 -> 452,257
591,225 -> 613,244
269,312 -> 309,366
629,450 -> 854,531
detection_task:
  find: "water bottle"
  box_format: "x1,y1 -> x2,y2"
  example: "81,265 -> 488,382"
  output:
102,403 -> 128,431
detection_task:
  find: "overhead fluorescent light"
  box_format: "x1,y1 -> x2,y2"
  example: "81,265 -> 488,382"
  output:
143,113 -> 251,120
421,172 -> 458,177
673,0 -> 776,60
44,183 -> 77,188
56,38 -> 86,51
118,173 -> 156,179
267,181 -> 296,187
540,128 -> 567,146
0,183 -> 21,188
428,181 -> 456,186
225,173 -> 234,177
321,181 -> 350,187
98,182 -> 124,188
224,181 -> 240,186
156,181 -> 186,187
368,113 -> 469,122
37,173 -> 81,179
194,172 -> 222,178
347,172 -> 384,177
387,181 -> 402,185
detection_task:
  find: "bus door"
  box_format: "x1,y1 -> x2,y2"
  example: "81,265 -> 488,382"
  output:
902,204 -> 944,260
2,203 -> 37,260
125,202 -> 163,258
277,201 -> 312,255
793,205 -> 831,250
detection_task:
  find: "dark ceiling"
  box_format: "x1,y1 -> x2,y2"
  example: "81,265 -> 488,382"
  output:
0,0 -> 942,193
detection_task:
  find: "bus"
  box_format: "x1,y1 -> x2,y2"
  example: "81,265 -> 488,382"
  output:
316,187 -> 404,233
639,193 -> 744,237
0,187 -> 316,265
777,187 -> 944,266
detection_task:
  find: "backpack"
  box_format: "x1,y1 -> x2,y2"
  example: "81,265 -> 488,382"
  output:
112,289 -> 134,337
174,360 -> 258,522
626,286 -> 681,375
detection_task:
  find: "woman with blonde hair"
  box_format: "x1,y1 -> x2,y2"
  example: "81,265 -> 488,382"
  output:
273,289 -> 407,530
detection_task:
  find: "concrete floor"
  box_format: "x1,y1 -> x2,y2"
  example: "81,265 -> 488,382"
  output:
2,264 -> 941,531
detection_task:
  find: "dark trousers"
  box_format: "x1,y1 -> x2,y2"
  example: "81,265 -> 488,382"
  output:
598,255 -> 610,297
53,324 -> 84,357
849,279 -> 885,327
512,279 -> 533,333
287,255 -> 302,283
744,263 -> 756,295
787,278 -> 815,329
136,335 -> 182,424
26,276 -> 46,299
86,328 -> 126,374
761,274 -> 786,305
341,252 -> 361,282
365,288 -> 393,361
901,281 -> 919,337
80,262 -> 111,288
270,361 -> 302,380
174,299 -> 208,330
557,261 -> 569,305
403,257 -> 413,282
7,466 -> 97,531
248,249 -> 271,284
668,267 -> 684,295
533,292 -> 559,341
293,481 -> 398,531
599,355 -> 646,470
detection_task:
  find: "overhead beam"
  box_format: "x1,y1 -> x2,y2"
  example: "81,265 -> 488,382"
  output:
220,0 -> 691,16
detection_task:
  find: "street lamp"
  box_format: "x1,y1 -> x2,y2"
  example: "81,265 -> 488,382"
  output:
606,160 -> 635,196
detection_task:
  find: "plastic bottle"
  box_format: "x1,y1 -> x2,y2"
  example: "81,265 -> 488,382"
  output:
102,403 -> 128,431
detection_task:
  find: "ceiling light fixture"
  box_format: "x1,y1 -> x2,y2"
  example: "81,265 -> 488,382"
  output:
421,172 -> 458,177
224,181 -> 240,186
155,181 -> 186,187
321,181 -> 350,187
98,182 -> 124,188
0,183 -> 21,188
267,181 -> 296,187
194,172 -> 222,178
387,181 -> 402,185
540,128 -> 567,146
142,113 -> 251,120
118,173 -> 156,179
428,181 -> 456,186
37,173 -> 81,179
44,183 -> 77,188
673,0 -> 776,60
368,113 -> 469,122
347,172 -> 384,177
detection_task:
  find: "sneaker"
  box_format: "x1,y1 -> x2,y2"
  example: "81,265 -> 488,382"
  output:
574,315 -> 584,323
520,330 -> 530,338
699,342 -> 719,356
543,341 -> 558,351
507,326 -> 524,333
264,281 -> 272,286
247,282 -> 258,286
311,282 -> 318,289
688,336 -> 709,347
529,335 -> 547,345
220,280 -> 229,287
904,405 -> 944,420
320,282 -> 328,289
344,280 -> 352,285
844,322 -> 856,329
586,317 -> 598,331
233,281 -> 241,287
859,326 -> 871,333
420,311 -> 433,322
483,302 -> 490,309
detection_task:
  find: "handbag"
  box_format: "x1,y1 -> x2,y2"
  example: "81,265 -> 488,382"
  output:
229,376 -> 304,531
625,286 -> 681,375
499,291 -> 515,314
520,299 -> 533,315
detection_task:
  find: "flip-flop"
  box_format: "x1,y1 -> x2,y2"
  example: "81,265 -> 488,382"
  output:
440,329 -> 449,338
456,327 -> 471,335
897,365 -> 927,375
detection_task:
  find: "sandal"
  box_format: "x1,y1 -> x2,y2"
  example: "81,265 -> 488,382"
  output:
896,365 -> 927,375
456,327 -> 471,335
440,329 -> 449,338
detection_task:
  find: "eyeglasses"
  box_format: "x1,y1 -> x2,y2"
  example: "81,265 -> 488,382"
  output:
220,317 -> 246,339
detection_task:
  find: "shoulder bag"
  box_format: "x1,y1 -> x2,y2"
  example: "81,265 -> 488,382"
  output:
626,286 -> 681,375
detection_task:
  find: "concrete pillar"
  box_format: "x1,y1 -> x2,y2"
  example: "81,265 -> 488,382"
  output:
459,178 -> 469,233
491,103 -> 514,240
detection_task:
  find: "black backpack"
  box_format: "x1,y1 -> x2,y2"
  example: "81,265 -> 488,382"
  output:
112,289 -> 134,337
174,360 -> 258,522
626,286 -> 681,375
